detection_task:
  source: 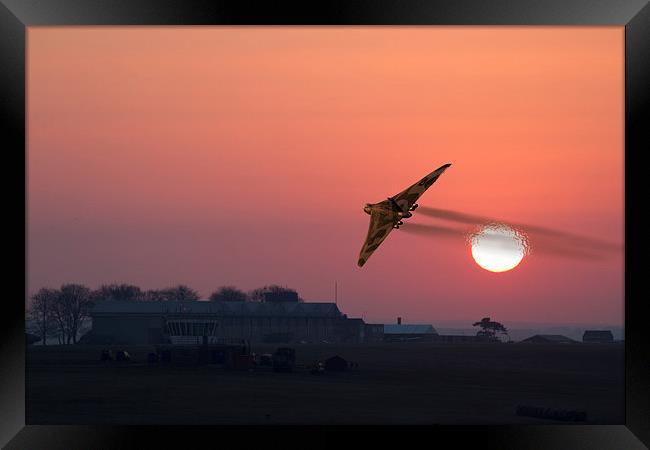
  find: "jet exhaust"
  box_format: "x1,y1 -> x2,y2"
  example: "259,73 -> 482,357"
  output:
401,211 -> 622,261
416,207 -> 621,252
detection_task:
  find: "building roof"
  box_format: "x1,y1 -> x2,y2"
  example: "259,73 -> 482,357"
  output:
91,300 -> 344,318
583,330 -> 614,341
383,324 -> 438,335
583,330 -> 613,337
520,334 -> 576,343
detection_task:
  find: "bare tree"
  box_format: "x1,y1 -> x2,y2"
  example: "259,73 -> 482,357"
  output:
92,284 -> 144,302
49,292 -> 68,344
157,285 -> 200,302
209,286 -> 248,302
27,288 -> 58,346
247,287 -> 267,302
142,289 -> 167,302
56,284 -> 94,344
249,285 -> 302,303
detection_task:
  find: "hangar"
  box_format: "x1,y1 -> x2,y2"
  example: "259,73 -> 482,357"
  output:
84,300 -> 369,345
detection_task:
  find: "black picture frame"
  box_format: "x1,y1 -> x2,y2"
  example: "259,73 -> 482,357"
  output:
2,1 -> 648,448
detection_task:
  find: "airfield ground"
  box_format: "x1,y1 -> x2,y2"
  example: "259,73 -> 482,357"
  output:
26,342 -> 624,424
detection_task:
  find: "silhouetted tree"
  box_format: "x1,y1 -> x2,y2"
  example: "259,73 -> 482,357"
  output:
156,285 -> 200,302
142,289 -> 167,302
209,286 -> 248,302
249,285 -> 302,303
472,317 -> 509,341
92,284 -> 144,302
49,284 -> 94,344
27,288 -> 58,346
248,287 -> 267,302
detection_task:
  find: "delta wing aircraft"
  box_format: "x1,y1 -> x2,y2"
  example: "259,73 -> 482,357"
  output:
357,163 -> 452,267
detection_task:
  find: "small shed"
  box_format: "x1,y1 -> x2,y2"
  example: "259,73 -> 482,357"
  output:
325,355 -> 348,372
582,330 -> 614,343
520,334 -> 576,344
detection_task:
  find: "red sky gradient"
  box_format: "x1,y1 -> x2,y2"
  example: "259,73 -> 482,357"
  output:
27,27 -> 624,326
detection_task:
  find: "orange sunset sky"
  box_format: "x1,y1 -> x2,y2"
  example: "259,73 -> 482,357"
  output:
27,27 -> 624,325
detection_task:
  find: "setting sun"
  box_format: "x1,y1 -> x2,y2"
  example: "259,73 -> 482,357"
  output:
470,225 -> 528,273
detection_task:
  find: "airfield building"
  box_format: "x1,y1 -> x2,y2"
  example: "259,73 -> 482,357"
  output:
86,300 -> 369,345
582,330 -> 614,343
520,334 -> 577,344
383,324 -> 438,342
364,324 -> 385,343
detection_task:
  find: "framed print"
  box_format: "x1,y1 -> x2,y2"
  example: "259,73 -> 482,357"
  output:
2,0 -> 648,448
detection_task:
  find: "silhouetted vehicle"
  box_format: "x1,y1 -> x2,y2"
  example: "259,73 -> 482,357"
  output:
272,347 -> 295,372
325,355 -> 348,372
115,350 -> 131,362
259,353 -> 273,366
100,349 -> 114,361
310,362 -> 325,375
154,341 -> 250,367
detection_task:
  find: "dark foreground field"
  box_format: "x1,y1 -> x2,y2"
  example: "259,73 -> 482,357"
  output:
27,342 -> 624,424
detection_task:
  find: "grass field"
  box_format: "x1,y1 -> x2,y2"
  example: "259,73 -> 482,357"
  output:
26,342 -> 624,424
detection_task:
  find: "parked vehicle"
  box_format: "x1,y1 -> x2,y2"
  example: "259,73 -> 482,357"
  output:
310,361 -> 325,375
115,350 -> 131,362
100,349 -> 114,361
259,353 -> 273,366
272,347 -> 295,372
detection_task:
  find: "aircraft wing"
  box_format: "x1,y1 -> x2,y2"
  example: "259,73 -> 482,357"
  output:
358,209 -> 401,267
390,163 -> 451,213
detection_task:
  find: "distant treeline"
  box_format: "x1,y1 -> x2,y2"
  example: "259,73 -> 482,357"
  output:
26,283 -> 302,345
84,283 -> 301,303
